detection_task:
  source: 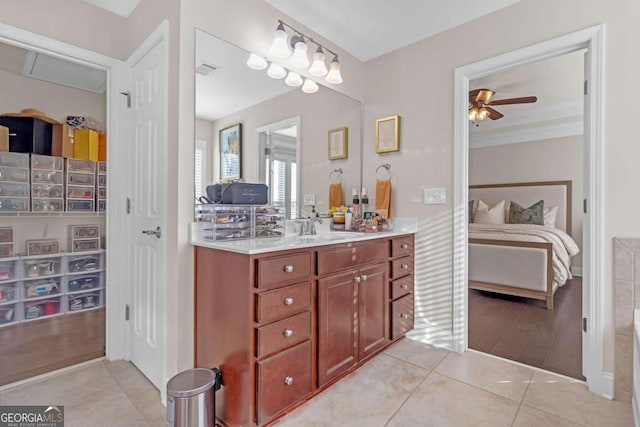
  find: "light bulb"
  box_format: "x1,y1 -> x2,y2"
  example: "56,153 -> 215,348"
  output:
309,47 -> 328,76
468,108 -> 478,121
325,57 -> 342,84
246,53 -> 267,70
290,38 -> 310,68
301,79 -> 319,94
478,108 -> 490,120
285,71 -> 303,87
267,63 -> 286,79
269,23 -> 291,58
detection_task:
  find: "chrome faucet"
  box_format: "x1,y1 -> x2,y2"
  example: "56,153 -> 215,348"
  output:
294,217 -> 324,235
307,217 -> 323,235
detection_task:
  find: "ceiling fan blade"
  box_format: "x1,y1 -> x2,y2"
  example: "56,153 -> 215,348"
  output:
487,96 -> 537,106
471,89 -> 495,104
485,107 -> 504,120
469,89 -> 481,103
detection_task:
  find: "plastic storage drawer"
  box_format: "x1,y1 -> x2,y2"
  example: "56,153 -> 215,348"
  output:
0,197 -> 29,212
66,158 -> 96,174
67,199 -> 94,212
32,183 -> 63,198
0,167 -> 28,182
23,277 -> 62,299
0,259 -> 19,282
31,198 -> 64,212
22,256 -> 63,278
31,154 -> 63,171
66,185 -> 95,200
0,282 -> 19,304
66,273 -> 102,293
67,172 -> 95,186
67,291 -> 102,312
0,152 -> 29,168
0,302 -> 19,326
67,253 -> 102,274
32,169 -> 63,184
0,182 -> 29,197
23,296 -> 62,320
0,243 -> 13,258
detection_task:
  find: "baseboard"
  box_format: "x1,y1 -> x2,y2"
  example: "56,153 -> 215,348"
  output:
602,371 -> 615,400
407,324 -> 453,351
633,392 -> 639,427
571,266 -> 583,277
0,357 -> 105,391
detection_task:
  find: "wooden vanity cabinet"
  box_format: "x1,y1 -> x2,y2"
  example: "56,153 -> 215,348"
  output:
195,233 -> 414,427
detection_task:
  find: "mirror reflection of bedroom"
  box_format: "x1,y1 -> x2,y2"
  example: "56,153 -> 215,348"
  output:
467,50 -> 586,380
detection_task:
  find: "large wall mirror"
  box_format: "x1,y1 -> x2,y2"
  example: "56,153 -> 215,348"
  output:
194,29 -> 362,220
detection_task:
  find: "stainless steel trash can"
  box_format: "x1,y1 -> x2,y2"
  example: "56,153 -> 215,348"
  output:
167,368 -> 221,427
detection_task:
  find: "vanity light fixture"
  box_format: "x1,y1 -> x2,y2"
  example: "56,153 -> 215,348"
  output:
324,56 -> 343,84
267,62 -> 286,79
290,36 -> 310,68
301,79 -> 319,94
269,22 -> 291,58
285,71 -> 303,87
309,47 -> 328,77
246,53 -> 268,70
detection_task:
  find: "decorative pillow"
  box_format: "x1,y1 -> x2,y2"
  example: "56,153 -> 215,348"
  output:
509,200 -> 544,225
543,206 -> 559,227
473,200 -> 506,224
469,200 -> 474,224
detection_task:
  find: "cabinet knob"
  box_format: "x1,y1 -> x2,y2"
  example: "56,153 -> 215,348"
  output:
284,265 -> 294,273
283,297 -> 294,306
354,276 -> 361,283
400,313 -> 409,319
284,376 -> 294,386
401,263 -> 409,270
283,329 -> 293,338
400,284 -> 408,290
361,274 -> 368,281
401,243 -> 409,250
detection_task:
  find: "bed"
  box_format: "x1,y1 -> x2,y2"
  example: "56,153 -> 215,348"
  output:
468,181 -> 580,310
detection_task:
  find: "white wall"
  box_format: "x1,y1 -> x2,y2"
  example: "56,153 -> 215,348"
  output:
469,135 -> 583,267
363,0 -> 640,374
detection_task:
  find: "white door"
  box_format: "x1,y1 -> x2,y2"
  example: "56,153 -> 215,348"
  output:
127,38 -> 167,389
581,50 -> 591,380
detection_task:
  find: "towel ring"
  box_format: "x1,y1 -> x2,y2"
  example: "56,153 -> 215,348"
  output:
329,168 -> 343,184
376,163 -> 391,180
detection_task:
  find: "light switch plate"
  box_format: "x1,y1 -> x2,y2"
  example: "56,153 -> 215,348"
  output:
423,187 -> 446,205
303,193 -> 316,206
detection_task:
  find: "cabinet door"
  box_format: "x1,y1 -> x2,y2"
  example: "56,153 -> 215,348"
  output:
318,269 -> 358,386
358,263 -> 389,360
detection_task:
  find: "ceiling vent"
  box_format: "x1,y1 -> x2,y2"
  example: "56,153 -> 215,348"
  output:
196,62 -> 220,76
23,51 -> 106,94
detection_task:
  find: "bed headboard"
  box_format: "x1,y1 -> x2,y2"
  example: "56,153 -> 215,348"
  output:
469,180 -> 572,235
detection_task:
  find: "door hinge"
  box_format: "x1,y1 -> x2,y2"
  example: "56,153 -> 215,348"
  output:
583,198 -> 587,214
120,91 -> 131,108
264,147 -> 272,156
125,304 -> 130,321
582,317 -> 587,333
584,80 -> 588,96
126,197 -> 131,214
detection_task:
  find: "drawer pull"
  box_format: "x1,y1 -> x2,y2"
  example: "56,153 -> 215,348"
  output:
400,313 -> 409,319
361,274 -> 368,281
284,297 -> 294,306
354,276 -> 361,283
284,265 -> 294,273
401,263 -> 409,270
284,376 -> 294,386
401,243 -> 409,250
283,329 -> 293,338
400,284 -> 408,290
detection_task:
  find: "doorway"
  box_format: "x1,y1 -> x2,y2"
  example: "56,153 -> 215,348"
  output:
452,25 -> 607,397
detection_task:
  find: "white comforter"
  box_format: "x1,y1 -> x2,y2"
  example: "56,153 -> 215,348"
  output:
469,223 -> 580,286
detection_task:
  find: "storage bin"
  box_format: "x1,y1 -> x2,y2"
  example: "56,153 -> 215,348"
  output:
0,116 -> 52,155
31,154 -> 63,171
25,239 -> 60,256
66,273 -> 101,293
66,185 -> 95,200
0,302 -> 18,326
98,174 -> 106,187
66,253 -> 102,274
0,282 -> 18,303
98,161 -> 106,174
0,243 -> 13,258
98,187 -> 106,199
23,277 -> 62,299
0,259 -> 18,282
67,172 -> 95,186
0,227 -> 13,243
67,291 -> 101,312
0,181 -> 29,197
69,225 -> 100,239
0,167 -> 28,182
32,183 -> 63,198
22,256 -> 62,278
73,129 -> 99,161
23,296 -> 62,320
67,199 -> 94,212
198,205 -> 285,241
51,123 -> 73,159
31,198 -> 64,212
98,200 -> 106,212
32,169 -> 63,184
0,197 -> 29,212
71,239 -> 100,252
0,152 -> 29,168
66,158 -> 96,173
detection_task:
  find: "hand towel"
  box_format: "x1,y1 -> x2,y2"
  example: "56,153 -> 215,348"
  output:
375,179 -> 392,219
329,182 -> 343,208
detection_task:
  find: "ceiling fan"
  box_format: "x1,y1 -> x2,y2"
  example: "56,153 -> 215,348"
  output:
468,89 -> 537,122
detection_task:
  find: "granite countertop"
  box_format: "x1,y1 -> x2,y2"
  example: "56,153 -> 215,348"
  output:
190,217 -> 417,255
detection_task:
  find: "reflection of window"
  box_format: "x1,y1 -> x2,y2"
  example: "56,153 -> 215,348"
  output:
221,152 -> 239,180
195,140 -> 206,199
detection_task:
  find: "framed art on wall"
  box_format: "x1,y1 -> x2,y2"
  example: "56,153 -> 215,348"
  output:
328,127 -> 348,160
375,115 -> 400,153
219,123 -> 243,180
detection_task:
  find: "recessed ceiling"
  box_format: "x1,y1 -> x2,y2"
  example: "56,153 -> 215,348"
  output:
266,0 -> 521,61
82,0 -> 140,17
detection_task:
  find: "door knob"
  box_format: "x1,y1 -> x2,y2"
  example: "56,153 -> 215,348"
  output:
142,226 -> 162,238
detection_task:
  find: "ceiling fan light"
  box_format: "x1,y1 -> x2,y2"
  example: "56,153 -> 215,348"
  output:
285,71 -> 303,87
478,107 -> 490,121
325,57 -> 342,84
468,108 -> 478,121
309,47 -> 328,77
246,53 -> 268,70
301,78 -> 319,94
290,39 -> 310,68
267,62 -> 286,79
269,23 -> 291,58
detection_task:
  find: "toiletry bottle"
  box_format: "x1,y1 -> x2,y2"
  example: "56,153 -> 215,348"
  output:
345,208 -> 352,231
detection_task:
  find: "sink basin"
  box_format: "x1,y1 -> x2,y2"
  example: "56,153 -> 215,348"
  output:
292,232 -> 366,243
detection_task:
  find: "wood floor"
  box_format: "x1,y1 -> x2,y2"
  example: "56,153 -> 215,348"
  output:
468,277 -> 584,380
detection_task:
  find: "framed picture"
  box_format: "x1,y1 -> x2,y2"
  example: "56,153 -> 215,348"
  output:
375,115 -> 401,153
328,127 -> 348,160
219,123 -> 243,180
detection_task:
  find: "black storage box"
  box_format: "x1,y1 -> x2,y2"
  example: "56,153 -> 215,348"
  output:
206,183 -> 268,205
0,116 -> 53,155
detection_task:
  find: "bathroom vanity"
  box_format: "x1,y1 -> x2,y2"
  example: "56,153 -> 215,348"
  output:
192,228 -> 415,426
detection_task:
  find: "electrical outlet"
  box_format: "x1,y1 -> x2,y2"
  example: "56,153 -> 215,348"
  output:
423,187 -> 446,205
303,193 -> 316,206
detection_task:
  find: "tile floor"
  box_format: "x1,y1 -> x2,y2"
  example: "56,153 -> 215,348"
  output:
0,339 -> 634,426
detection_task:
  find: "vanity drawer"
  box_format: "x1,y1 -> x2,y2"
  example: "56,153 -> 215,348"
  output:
256,311 -> 311,357
391,274 -> 414,300
256,340 -> 312,425
390,256 -> 413,279
392,236 -> 413,258
317,240 -> 388,276
257,252 -> 311,288
256,282 -> 311,323
391,293 -> 414,339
